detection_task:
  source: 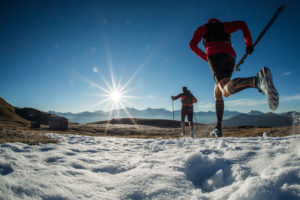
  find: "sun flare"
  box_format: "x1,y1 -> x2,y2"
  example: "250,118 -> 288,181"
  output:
82,66 -> 139,122
109,90 -> 122,103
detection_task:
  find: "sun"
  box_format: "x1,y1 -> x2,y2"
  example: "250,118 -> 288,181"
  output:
109,90 -> 122,103
97,81 -> 130,115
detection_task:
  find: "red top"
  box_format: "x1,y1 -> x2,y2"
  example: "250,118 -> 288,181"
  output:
189,21 -> 253,61
181,95 -> 197,107
173,92 -> 197,107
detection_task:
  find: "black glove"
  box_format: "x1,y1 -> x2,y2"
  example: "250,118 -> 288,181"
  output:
246,45 -> 254,54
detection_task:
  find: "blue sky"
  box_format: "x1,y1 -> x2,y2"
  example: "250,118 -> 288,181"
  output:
1,0 -> 299,113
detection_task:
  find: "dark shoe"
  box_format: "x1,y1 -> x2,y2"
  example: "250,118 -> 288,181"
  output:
210,126 -> 222,137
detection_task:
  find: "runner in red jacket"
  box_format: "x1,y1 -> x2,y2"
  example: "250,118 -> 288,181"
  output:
190,18 -> 278,137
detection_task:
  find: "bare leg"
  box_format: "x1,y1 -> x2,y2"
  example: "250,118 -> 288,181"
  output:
189,121 -> 195,138
189,121 -> 193,130
214,77 -> 232,126
214,82 -> 225,127
181,121 -> 185,134
224,77 -> 257,96
216,76 -> 258,97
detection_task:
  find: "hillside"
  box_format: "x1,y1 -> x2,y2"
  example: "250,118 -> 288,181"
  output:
92,118 -> 183,128
0,98 -> 65,144
15,107 -> 60,125
0,97 -> 29,125
0,97 -> 67,126
223,112 -> 300,127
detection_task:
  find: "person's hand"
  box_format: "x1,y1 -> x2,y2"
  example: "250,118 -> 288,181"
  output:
171,96 -> 174,100
246,45 -> 254,54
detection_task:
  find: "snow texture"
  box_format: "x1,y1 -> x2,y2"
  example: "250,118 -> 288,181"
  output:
0,134 -> 300,200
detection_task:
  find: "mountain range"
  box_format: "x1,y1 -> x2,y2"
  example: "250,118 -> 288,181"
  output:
48,108 -> 241,124
1,97 -> 299,127
49,108 -> 300,127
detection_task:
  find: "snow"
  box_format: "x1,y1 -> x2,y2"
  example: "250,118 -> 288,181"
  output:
0,134 -> 300,200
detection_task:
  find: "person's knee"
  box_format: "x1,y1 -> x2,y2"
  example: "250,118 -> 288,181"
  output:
217,79 -> 231,97
223,92 -> 230,97
214,90 -> 223,100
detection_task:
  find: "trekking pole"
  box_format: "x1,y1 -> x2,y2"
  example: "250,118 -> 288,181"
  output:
172,100 -> 174,121
234,5 -> 285,71
193,112 -> 199,131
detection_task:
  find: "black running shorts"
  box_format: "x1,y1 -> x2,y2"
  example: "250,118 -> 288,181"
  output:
207,52 -> 236,82
181,106 -> 193,122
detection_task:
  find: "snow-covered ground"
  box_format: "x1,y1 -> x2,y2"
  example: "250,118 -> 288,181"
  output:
0,133 -> 300,200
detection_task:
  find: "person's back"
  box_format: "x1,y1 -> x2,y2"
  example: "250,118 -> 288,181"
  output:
190,18 -> 253,62
171,86 -> 197,137
181,90 -> 197,106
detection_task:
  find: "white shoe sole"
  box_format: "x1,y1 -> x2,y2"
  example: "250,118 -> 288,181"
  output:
261,66 -> 279,111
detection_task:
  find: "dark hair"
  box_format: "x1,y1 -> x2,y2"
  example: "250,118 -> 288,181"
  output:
207,18 -> 221,24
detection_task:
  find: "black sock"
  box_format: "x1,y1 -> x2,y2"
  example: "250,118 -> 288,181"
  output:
227,76 -> 257,95
215,100 -> 224,127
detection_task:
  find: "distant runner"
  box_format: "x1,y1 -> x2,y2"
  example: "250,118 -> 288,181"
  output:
190,18 -> 279,137
171,86 -> 198,138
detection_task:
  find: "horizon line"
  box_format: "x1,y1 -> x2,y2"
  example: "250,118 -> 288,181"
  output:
47,107 -> 299,115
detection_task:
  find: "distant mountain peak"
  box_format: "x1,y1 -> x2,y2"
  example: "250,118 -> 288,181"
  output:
248,110 -> 264,115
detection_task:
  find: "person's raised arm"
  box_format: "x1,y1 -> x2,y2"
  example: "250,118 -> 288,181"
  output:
189,26 -> 208,61
225,21 -> 253,54
171,94 -> 182,101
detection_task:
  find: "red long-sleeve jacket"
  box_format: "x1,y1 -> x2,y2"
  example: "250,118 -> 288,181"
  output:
189,20 -> 253,61
173,92 -> 197,107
